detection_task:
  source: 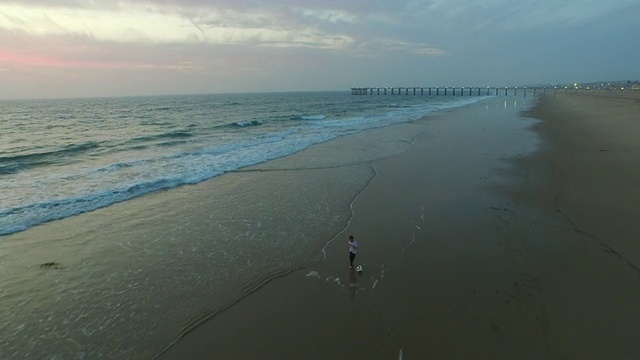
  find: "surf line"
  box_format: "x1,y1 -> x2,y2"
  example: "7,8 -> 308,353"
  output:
320,163 -> 379,262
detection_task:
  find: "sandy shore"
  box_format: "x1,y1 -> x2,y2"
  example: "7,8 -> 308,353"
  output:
157,91 -> 640,359
4,91 -> 638,359
512,91 -> 640,358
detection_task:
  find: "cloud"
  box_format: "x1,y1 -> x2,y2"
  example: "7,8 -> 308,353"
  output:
1,0 -> 638,99
413,0 -> 640,31
359,38 -> 445,57
0,1 -> 355,49
0,28 -> 203,72
292,7 -> 358,24
0,50 -> 199,71
0,1 -> 450,57
1,51 -> 130,69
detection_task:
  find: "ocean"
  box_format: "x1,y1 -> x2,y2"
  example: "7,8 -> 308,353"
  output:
0,91 -> 491,358
0,92 -> 488,236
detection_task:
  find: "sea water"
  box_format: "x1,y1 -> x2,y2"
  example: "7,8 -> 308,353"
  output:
0,92 -> 487,236
0,91 -> 490,358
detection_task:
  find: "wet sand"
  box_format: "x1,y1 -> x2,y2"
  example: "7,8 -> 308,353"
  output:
512,91 -> 640,358
159,91 -> 640,359
5,91 -> 639,359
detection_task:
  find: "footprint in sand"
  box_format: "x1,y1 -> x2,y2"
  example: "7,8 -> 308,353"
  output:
40,262 -> 65,270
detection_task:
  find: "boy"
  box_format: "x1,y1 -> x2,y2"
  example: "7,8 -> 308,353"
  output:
348,235 -> 358,268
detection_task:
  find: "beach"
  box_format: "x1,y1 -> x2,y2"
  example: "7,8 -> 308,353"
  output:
2,93 -> 471,358
3,91 -> 640,359
157,91 -> 640,359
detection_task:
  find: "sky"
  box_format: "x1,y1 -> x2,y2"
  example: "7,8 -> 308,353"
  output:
0,0 -> 638,99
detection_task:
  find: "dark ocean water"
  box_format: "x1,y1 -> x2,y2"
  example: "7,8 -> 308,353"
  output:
0,92 -> 487,236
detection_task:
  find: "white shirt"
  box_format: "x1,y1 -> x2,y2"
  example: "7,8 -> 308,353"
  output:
349,241 -> 358,254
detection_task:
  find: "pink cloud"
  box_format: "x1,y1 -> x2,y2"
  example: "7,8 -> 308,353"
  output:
0,50 -> 173,70
0,49 -> 198,70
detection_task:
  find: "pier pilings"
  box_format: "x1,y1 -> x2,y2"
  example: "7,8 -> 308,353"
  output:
350,86 -> 550,97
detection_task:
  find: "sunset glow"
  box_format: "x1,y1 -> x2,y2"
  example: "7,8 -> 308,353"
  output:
0,0 -> 638,99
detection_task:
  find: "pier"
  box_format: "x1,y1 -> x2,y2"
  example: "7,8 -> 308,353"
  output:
350,86 -> 558,97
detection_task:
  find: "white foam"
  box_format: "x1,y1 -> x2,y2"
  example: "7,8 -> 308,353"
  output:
1,94 -> 492,237
300,115 -> 326,120
305,271 -> 321,279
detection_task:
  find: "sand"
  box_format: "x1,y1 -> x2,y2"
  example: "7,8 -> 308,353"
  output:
511,91 -> 640,358
157,91 -> 640,359
5,91 -> 639,359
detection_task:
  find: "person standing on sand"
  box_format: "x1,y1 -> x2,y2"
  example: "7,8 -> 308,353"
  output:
348,235 -> 358,268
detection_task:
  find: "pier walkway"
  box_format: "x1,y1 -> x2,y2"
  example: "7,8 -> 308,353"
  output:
350,86 -> 557,96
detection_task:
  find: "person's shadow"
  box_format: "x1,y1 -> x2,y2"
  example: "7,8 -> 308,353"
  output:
348,267 -> 359,299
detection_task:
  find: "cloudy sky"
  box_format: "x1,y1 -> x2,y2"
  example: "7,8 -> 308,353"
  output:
1,0 -> 638,99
